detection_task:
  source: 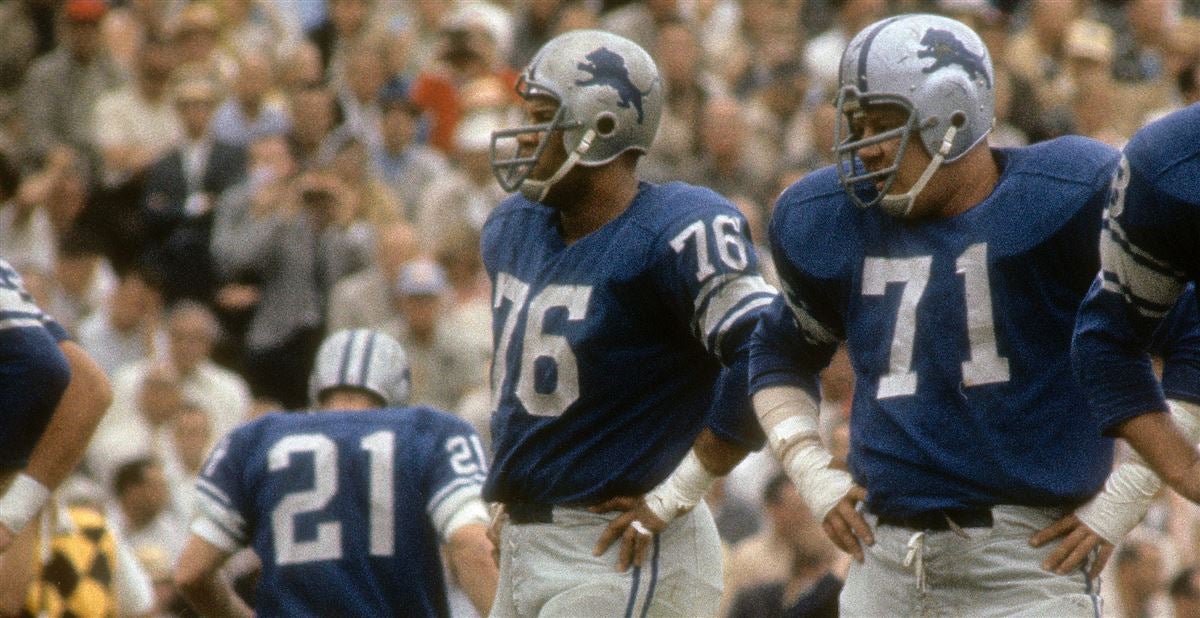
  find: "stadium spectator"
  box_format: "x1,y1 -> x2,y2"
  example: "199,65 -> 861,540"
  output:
286,83 -> 346,170
336,43 -> 389,152
329,135 -> 402,225
391,259 -> 485,411
141,73 -> 248,306
210,164 -> 372,409
77,267 -> 166,377
327,220 -> 419,333
92,37 -> 181,190
110,457 -> 189,564
19,0 -> 125,162
1113,539 -> 1170,618
803,0 -> 886,97
373,85 -> 450,221
46,231 -> 117,336
210,51 -> 290,146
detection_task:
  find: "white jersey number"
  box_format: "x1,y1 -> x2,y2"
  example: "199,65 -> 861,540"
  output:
862,243 -> 1010,399
269,431 -> 398,564
669,216 -> 750,282
492,274 -> 593,417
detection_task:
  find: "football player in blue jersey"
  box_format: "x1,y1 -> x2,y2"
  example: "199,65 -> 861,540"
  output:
747,14 -> 1157,616
485,30 -> 773,616
0,259 -> 111,553
1073,104 -> 1200,506
173,329 -> 497,617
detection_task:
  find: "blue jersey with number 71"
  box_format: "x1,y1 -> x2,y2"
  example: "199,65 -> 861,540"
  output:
750,136 -> 1120,518
192,408 -> 488,617
481,182 -> 774,507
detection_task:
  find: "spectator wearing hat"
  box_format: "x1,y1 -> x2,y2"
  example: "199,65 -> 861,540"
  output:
210,51 -> 291,146
390,259 -> 486,411
19,0 -> 126,162
141,73 -> 247,307
373,84 -> 449,222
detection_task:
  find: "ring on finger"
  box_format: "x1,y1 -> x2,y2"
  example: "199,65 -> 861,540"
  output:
630,520 -> 652,537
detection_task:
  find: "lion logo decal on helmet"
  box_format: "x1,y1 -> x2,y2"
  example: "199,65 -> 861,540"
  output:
574,47 -> 651,123
917,28 -> 991,88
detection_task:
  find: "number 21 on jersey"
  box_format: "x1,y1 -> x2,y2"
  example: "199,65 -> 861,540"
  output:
491,273 -> 592,417
863,242 -> 1010,398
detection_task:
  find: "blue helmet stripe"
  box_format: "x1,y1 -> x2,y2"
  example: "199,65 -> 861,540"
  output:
336,330 -> 361,385
358,331 -> 377,388
856,16 -> 903,93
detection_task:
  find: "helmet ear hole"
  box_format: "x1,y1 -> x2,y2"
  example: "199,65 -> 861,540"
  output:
596,112 -> 617,136
950,111 -> 967,128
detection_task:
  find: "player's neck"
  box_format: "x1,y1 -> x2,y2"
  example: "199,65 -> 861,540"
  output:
929,146 -> 1000,218
555,168 -> 640,245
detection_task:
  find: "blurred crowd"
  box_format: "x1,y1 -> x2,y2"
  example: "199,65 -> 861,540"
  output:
0,0 -> 1199,615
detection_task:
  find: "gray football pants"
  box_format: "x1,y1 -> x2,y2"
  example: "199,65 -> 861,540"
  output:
841,505 -> 1103,617
489,503 -> 723,617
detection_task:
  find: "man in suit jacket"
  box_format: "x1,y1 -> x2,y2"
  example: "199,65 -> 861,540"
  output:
141,74 -> 247,306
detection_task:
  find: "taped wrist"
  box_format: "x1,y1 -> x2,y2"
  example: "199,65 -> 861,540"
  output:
1077,399 -> 1200,544
0,473 -> 50,535
753,385 -> 852,521
644,450 -> 717,524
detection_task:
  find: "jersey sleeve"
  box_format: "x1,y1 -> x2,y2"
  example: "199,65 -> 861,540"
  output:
653,197 -> 777,364
424,415 -> 489,541
0,260 -> 69,342
652,194 -> 776,448
748,198 -> 843,398
191,427 -> 254,552
1073,154 -> 1194,433
1149,284 -> 1200,405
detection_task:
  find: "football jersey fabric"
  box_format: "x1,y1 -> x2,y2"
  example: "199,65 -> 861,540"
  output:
1149,284 -> 1200,405
1073,104 -> 1200,431
0,259 -> 71,470
192,408 -> 487,618
481,181 -> 773,506
751,137 -> 1121,517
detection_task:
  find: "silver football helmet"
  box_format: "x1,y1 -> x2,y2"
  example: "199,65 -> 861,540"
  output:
309,329 -> 411,408
490,29 -> 662,201
834,14 -> 995,216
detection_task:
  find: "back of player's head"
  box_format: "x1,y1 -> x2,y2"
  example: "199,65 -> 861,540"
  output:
834,13 -> 994,213
309,329 -> 411,409
490,29 -> 662,201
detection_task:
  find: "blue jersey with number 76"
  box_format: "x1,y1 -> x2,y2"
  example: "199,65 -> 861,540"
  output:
481,182 -> 774,507
750,136 -> 1120,518
193,408 -> 488,617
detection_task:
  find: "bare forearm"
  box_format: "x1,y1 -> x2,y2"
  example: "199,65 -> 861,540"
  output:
1116,411 -> 1200,503
449,524 -> 498,616
179,572 -> 252,618
24,342 -> 111,489
693,428 -> 750,476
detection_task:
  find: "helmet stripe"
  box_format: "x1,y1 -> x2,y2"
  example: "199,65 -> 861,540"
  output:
358,331 -> 377,389
336,330 -> 359,385
855,16 -> 903,93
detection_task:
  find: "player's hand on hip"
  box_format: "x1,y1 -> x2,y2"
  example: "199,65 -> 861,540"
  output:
590,496 -> 666,572
822,485 -> 873,563
487,504 -> 507,567
1029,512 -> 1113,579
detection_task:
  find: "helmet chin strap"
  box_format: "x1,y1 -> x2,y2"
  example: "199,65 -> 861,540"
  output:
879,123 -> 959,218
519,129 -> 598,202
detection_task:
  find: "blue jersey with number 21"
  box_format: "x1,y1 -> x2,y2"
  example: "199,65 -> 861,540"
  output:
193,408 -> 488,617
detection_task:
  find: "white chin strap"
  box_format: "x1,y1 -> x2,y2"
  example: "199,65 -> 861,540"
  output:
879,123 -> 959,218
519,129 -> 597,202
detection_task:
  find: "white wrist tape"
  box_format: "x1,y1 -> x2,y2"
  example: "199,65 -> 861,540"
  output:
0,473 -> 50,534
754,386 -> 852,521
1076,399 -> 1200,544
644,450 -> 717,524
